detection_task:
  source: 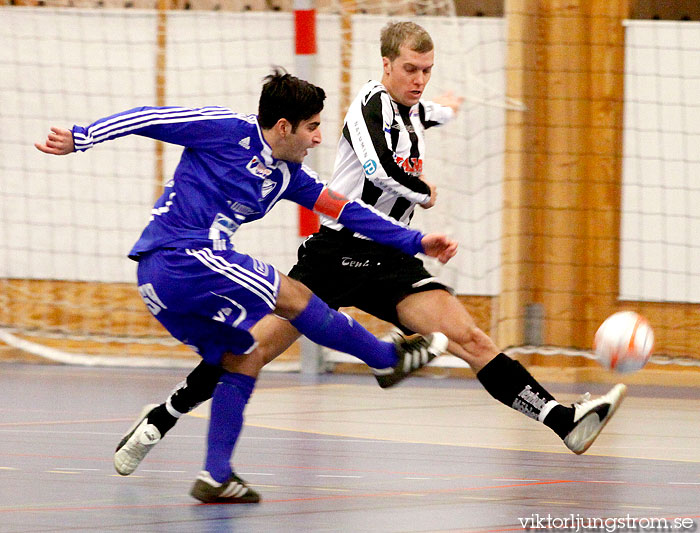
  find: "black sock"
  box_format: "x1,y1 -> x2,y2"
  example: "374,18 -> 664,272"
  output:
476,353 -> 574,440
146,361 -> 224,437
543,404 -> 576,440
169,361 -> 224,414
145,404 -> 177,436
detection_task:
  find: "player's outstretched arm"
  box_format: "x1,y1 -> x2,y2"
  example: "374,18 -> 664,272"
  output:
38,107 -> 237,154
303,186 -> 456,260
421,233 -> 458,264
431,90 -> 464,114
35,127 -> 74,155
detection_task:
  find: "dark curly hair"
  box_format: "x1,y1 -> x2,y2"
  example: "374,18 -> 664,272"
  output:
258,67 -> 326,132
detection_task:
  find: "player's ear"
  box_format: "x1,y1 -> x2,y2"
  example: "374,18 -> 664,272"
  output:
382,56 -> 391,75
276,118 -> 292,137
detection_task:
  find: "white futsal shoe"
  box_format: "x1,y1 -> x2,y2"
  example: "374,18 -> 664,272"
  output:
374,332 -> 448,389
564,383 -> 627,454
114,403 -> 161,475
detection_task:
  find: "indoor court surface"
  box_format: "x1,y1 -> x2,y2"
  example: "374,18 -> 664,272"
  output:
0,363 -> 698,532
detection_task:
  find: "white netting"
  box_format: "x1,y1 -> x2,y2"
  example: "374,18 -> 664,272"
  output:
0,4 -> 514,365
620,20 -> 700,304
1,8 -> 309,362
2,6 -> 699,370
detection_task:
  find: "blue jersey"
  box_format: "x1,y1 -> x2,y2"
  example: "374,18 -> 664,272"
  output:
70,106 -> 427,259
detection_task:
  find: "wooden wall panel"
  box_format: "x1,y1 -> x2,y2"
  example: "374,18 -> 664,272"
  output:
501,0 -> 633,364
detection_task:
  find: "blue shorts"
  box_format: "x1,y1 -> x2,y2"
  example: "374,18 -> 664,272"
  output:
136,247 -> 280,365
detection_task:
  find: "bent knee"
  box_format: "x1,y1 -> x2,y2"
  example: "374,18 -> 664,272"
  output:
274,275 -> 313,319
453,326 -> 499,365
220,350 -> 266,376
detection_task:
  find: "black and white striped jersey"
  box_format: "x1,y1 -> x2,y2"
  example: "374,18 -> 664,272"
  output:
323,80 -> 454,235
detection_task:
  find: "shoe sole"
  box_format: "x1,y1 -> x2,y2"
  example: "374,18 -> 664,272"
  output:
114,403 -> 159,475
190,491 -> 261,504
571,383 -> 627,455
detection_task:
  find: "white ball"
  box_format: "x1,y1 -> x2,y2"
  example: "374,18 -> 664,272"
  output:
594,311 -> 654,373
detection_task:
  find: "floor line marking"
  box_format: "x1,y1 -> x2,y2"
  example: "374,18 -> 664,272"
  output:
140,469 -> 187,474
620,505 -> 664,510
0,480 -> 574,513
0,418 -> 134,428
239,422 -> 700,463
52,467 -> 100,471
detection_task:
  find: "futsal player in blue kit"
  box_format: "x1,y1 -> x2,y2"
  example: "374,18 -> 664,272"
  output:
35,69 -> 458,503
98,22 -> 627,496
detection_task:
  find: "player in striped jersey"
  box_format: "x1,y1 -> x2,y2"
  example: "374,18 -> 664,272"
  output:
110,23 -> 626,486
35,68 -> 458,503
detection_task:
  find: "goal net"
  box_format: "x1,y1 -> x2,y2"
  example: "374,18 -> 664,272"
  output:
2,3 -> 698,372
0,2 -> 512,367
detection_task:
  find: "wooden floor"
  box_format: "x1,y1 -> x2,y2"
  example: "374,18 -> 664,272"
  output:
0,363 -> 698,532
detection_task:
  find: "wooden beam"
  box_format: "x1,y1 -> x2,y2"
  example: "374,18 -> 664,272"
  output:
154,0 -> 168,201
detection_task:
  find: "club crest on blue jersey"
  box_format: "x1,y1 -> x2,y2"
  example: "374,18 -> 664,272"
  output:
363,159 -> 378,175
246,156 -> 272,179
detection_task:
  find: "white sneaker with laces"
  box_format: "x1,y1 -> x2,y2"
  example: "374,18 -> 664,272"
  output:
114,404 -> 161,476
564,383 -> 627,454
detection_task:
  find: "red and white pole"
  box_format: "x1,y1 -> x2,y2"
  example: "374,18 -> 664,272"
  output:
294,0 -> 320,239
294,2 -> 323,374
294,0 -> 316,78
294,0 -> 318,238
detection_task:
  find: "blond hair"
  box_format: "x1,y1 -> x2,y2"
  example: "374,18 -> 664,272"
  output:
380,21 -> 434,61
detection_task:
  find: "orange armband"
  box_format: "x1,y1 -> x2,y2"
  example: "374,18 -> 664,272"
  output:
312,187 -> 349,220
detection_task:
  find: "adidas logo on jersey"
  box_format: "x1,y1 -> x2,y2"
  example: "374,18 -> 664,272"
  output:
261,178 -> 275,197
238,136 -> 250,150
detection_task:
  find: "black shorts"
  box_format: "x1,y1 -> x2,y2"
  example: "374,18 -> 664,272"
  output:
288,227 -> 452,334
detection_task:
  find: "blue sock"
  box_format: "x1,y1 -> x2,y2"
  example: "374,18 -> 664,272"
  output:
290,294 -> 397,369
204,372 -> 256,483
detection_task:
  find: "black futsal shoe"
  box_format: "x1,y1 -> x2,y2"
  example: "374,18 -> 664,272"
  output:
190,471 -> 261,504
374,332 -> 448,389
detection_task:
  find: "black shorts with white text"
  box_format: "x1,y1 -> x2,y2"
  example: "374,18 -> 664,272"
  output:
288,227 -> 452,334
